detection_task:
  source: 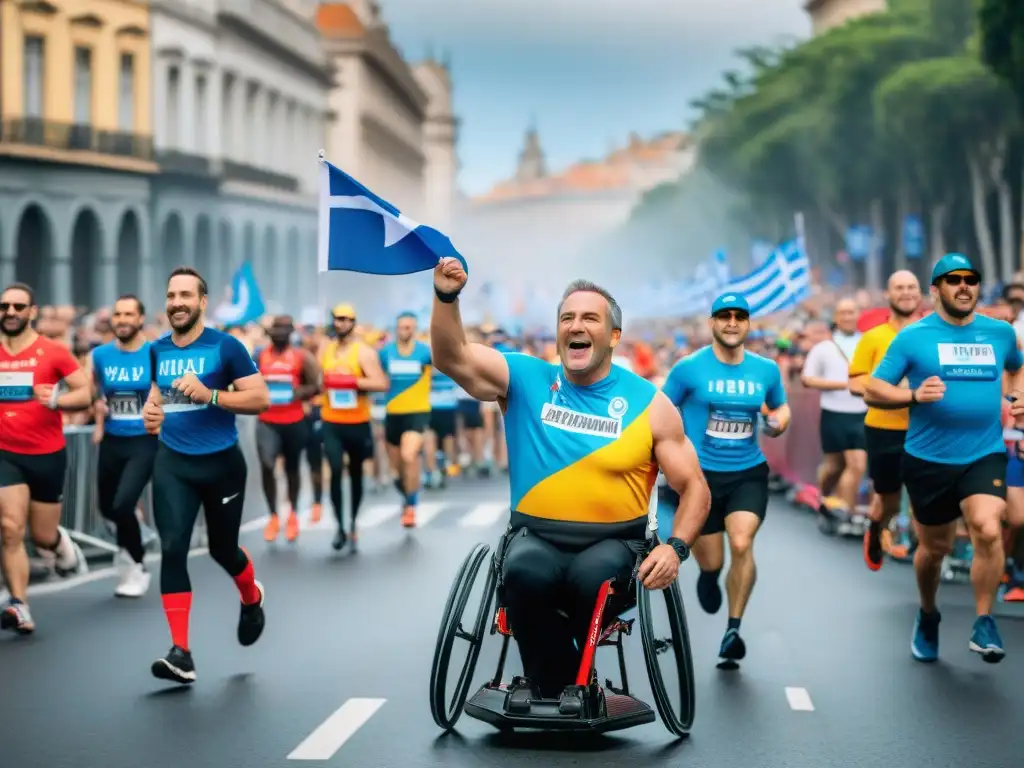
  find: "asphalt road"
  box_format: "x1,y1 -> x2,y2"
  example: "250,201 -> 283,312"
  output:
3,478 -> 1023,768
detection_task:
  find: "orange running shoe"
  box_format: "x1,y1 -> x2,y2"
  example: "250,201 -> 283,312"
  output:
310,503 -> 323,524
401,505 -> 416,528
863,524 -> 883,572
446,464 -> 461,478
1004,586 -> 1024,602
264,516 -> 280,541
285,512 -> 300,542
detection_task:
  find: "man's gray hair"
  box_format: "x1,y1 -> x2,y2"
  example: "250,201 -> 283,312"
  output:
557,279 -> 623,331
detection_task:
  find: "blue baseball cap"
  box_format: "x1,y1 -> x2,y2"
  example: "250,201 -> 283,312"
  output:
930,252 -> 980,285
710,293 -> 750,316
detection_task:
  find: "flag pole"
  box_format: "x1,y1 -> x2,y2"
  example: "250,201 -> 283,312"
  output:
317,148 -> 325,164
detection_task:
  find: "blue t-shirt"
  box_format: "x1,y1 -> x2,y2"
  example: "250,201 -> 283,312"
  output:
873,312 -> 1022,464
150,328 -> 259,455
91,341 -> 152,438
662,346 -> 786,472
430,369 -> 458,411
378,341 -> 432,414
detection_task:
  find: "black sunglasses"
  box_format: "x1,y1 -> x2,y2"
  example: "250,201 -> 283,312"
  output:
714,310 -> 749,322
942,274 -> 980,287
0,302 -> 28,313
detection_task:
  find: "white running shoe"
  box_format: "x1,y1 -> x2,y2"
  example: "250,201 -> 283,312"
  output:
47,526 -> 88,578
0,600 -> 35,634
115,563 -> 151,598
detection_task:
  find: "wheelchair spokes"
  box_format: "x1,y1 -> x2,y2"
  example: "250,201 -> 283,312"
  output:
638,578 -> 696,737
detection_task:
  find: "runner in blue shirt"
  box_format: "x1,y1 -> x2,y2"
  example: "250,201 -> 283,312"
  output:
142,267 -> 271,686
660,292 -> 790,668
426,366 -> 459,487
91,294 -> 156,598
868,253 -> 1022,665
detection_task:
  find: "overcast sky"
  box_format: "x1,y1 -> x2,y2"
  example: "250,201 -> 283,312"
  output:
378,0 -> 811,195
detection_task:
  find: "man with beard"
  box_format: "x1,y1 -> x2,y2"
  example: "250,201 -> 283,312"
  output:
0,283 -> 91,635
659,293 -> 790,669
848,270 -> 922,571
142,267 -> 270,685
255,316 -> 320,543
379,312 -> 433,528
431,265 -> 709,709
319,304 -> 387,550
867,254 -> 1021,664
90,295 -> 157,597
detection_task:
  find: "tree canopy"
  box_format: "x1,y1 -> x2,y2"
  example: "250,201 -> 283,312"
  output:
612,0 -> 1021,286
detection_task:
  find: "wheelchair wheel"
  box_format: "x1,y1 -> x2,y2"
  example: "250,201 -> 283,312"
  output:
638,578 -> 695,737
429,542 -> 497,730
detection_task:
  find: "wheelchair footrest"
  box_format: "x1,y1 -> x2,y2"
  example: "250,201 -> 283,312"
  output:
464,683 -> 656,733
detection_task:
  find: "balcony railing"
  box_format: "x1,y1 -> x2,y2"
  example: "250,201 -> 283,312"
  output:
157,150 -> 213,177
0,118 -> 155,162
222,159 -> 298,192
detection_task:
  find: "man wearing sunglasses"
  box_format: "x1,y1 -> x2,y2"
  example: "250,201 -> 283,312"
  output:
660,293 -> 790,669
867,253 -> 1022,664
0,283 -> 92,635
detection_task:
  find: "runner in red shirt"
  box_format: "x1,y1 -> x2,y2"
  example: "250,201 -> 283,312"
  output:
0,283 -> 93,635
254,316 -> 320,543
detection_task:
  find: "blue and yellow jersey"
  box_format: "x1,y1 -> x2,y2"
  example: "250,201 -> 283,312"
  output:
379,341 -> 432,415
503,353 -> 658,547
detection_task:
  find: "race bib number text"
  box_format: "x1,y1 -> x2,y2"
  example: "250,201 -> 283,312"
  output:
328,389 -> 357,410
937,343 -> 997,381
108,392 -> 143,421
0,371 -> 33,402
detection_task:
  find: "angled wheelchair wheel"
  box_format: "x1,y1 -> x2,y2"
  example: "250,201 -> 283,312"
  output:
429,542 -> 497,730
638,578 -> 696,737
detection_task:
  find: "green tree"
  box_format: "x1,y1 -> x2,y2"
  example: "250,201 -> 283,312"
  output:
978,0 -> 1024,107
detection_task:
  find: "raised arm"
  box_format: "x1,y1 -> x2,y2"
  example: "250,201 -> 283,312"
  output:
429,258 -> 510,402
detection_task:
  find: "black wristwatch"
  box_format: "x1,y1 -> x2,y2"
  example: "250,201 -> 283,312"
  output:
666,537 -> 690,563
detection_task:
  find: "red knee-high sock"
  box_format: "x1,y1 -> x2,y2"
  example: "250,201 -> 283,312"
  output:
162,592 -> 192,650
233,554 -> 260,605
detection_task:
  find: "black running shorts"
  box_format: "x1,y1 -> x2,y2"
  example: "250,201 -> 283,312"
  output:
458,400 -> 484,430
256,420 -> 309,473
903,451 -> 1007,527
0,448 -> 67,504
660,461 -> 769,536
430,409 -> 457,439
819,409 -> 867,454
864,426 -> 906,495
384,412 -> 430,446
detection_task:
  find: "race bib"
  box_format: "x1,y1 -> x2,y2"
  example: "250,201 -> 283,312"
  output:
160,387 -> 208,412
108,392 -> 143,421
266,376 -> 294,406
430,389 -> 457,407
937,343 -> 997,381
328,389 -> 357,410
0,371 -> 33,402
704,409 -> 755,446
388,359 -> 422,376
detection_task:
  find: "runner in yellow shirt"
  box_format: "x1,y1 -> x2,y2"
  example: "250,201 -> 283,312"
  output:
848,270 -> 922,571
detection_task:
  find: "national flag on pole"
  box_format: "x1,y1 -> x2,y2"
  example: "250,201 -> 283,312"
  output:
317,151 -> 467,275
214,261 -> 265,326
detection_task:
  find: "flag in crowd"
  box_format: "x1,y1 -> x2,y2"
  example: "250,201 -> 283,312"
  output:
317,151 -> 467,276
722,238 -> 810,317
214,261 -> 265,326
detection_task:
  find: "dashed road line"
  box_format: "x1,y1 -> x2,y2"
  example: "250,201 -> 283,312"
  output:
785,686 -> 814,711
287,698 -> 386,761
459,501 -> 508,528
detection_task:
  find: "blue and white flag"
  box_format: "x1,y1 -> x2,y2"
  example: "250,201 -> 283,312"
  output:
722,239 -> 810,317
318,152 -> 467,275
214,261 -> 265,326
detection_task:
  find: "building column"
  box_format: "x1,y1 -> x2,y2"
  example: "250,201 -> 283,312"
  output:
153,57 -> 168,152
50,255 -> 71,306
180,61 -> 196,154
98,255 -> 117,306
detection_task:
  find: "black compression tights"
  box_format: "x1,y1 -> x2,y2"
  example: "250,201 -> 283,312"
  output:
322,423 -> 372,532
152,444 -> 249,594
97,435 -> 158,564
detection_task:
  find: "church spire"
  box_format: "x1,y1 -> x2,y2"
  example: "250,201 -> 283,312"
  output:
516,116 -> 546,182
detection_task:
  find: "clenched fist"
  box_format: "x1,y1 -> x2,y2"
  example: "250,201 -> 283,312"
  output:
434,257 -> 467,296
913,376 -> 945,404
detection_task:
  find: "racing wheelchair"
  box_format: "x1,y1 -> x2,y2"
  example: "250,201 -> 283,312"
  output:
429,530 -> 695,737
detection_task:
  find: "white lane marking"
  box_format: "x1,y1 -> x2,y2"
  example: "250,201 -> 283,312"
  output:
357,504 -> 401,529
458,502 -> 508,528
411,502 -> 446,527
239,516 -> 270,534
785,687 -> 814,711
287,698 -> 386,761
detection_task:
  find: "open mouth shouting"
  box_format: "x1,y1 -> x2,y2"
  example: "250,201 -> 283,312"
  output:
566,337 -> 592,365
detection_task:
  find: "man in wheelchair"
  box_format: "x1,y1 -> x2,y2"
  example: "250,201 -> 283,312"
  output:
430,262 -> 711,719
